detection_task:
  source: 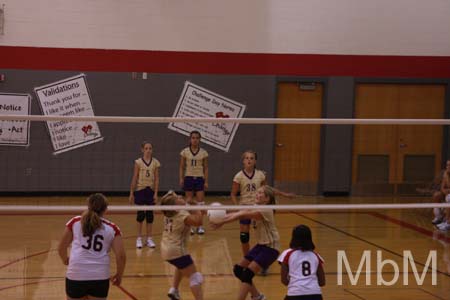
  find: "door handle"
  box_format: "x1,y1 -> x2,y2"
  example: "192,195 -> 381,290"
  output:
276,143 -> 284,147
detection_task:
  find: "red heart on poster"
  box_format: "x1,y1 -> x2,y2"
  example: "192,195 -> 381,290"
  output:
82,126 -> 89,134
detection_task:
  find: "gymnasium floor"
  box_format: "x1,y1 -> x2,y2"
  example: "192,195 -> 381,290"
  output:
0,196 -> 448,300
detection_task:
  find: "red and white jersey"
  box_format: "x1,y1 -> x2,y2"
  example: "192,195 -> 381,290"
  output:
65,216 -> 121,281
280,249 -> 324,296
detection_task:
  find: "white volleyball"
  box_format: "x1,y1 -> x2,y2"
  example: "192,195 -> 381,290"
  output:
207,202 -> 226,222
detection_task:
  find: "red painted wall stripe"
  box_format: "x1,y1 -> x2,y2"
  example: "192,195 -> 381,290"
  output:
1,46 -> 450,78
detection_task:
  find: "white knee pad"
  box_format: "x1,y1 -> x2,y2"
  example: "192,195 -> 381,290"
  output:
446,194 -> 450,203
434,207 -> 443,217
189,272 -> 203,287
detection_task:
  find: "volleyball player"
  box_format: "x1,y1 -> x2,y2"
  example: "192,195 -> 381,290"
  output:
211,186 -> 280,300
437,160 -> 450,231
231,150 -> 293,257
160,191 -> 205,300
179,131 -> 208,234
279,225 -> 325,300
129,141 -> 161,248
58,193 -> 126,300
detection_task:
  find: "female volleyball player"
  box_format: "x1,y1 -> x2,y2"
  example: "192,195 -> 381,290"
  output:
279,224 -> 325,300
129,141 -> 161,248
211,185 -> 280,300
58,193 -> 126,300
160,191 -> 205,300
231,150 -> 293,257
179,130 -> 208,235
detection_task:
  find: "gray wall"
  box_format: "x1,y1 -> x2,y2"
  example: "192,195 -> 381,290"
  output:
0,70 -> 276,192
1,70 -> 449,194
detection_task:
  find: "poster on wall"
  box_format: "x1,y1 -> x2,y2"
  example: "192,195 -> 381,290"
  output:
0,93 -> 31,147
168,81 -> 246,152
35,74 -> 103,155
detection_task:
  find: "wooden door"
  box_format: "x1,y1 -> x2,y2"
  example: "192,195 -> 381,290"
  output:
274,82 -> 323,194
352,84 -> 445,194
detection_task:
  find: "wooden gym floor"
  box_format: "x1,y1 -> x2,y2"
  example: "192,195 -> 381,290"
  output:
0,196 -> 448,300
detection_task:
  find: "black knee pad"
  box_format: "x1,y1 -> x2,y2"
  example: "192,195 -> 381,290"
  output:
233,264 -> 243,279
240,232 -> 250,244
145,211 -> 154,223
240,268 -> 255,284
136,211 -> 145,223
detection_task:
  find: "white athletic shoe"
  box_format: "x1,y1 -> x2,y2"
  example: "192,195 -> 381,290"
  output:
437,221 -> 450,231
136,237 -> 143,249
197,227 -> 205,235
146,238 -> 156,248
168,287 -> 180,300
190,227 -> 196,235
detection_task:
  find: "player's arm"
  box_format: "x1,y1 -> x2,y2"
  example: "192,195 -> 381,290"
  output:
57,227 -> 73,265
154,167 -> 160,203
179,155 -> 186,188
129,162 -> 139,204
272,187 -> 297,198
203,157 -> 209,189
210,209 -> 262,229
185,210 -> 203,227
231,181 -> 240,205
317,263 -> 326,286
440,175 -> 450,195
111,235 -> 126,286
280,263 -> 290,286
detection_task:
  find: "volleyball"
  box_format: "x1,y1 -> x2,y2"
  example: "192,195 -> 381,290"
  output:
207,202 -> 226,223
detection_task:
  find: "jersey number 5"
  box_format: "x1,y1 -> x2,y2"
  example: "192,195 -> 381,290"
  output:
82,234 -> 104,252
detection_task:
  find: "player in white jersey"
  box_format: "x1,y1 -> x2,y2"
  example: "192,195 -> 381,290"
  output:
279,225 -> 325,300
129,141 -> 161,248
58,193 -> 126,300
211,186 -> 280,300
179,131 -> 208,235
160,191 -> 205,300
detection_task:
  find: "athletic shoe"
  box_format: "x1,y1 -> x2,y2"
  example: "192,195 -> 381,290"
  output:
190,227 -> 196,235
252,294 -> 266,300
146,238 -> 156,248
136,237 -> 143,249
197,227 -> 205,235
432,216 -> 444,225
168,287 -> 180,300
437,221 -> 450,231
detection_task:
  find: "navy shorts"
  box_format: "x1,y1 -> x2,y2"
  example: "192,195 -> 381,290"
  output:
167,255 -> 194,269
244,244 -> 280,270
134,187 -> 155,205
240,219 -> 252,225
285,295 -> 323,300
66,278 -> 109,299
183,176 -> 205,192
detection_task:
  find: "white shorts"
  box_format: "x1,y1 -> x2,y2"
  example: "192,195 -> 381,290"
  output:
445,194 -> 450,203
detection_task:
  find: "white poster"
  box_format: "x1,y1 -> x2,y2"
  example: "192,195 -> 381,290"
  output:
0,93 -> 31,146
168,82 -> 246,152
35,74 -> 103,154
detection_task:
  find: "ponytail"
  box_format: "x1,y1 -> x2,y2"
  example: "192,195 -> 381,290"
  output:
81,193 -> 108,236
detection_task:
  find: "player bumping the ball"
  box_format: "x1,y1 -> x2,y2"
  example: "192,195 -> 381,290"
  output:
210,185 -> 280,300
160,191 -> 205,300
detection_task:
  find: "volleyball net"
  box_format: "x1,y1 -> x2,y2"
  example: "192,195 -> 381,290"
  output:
1,114 -> 450,212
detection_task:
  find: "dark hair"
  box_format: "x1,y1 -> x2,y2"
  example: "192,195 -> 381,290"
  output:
141,141 -> 152,148
160,190 -> 178,217
81,193 -> 108,236
190,131 -> 201,139
289,224 -> 315,251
